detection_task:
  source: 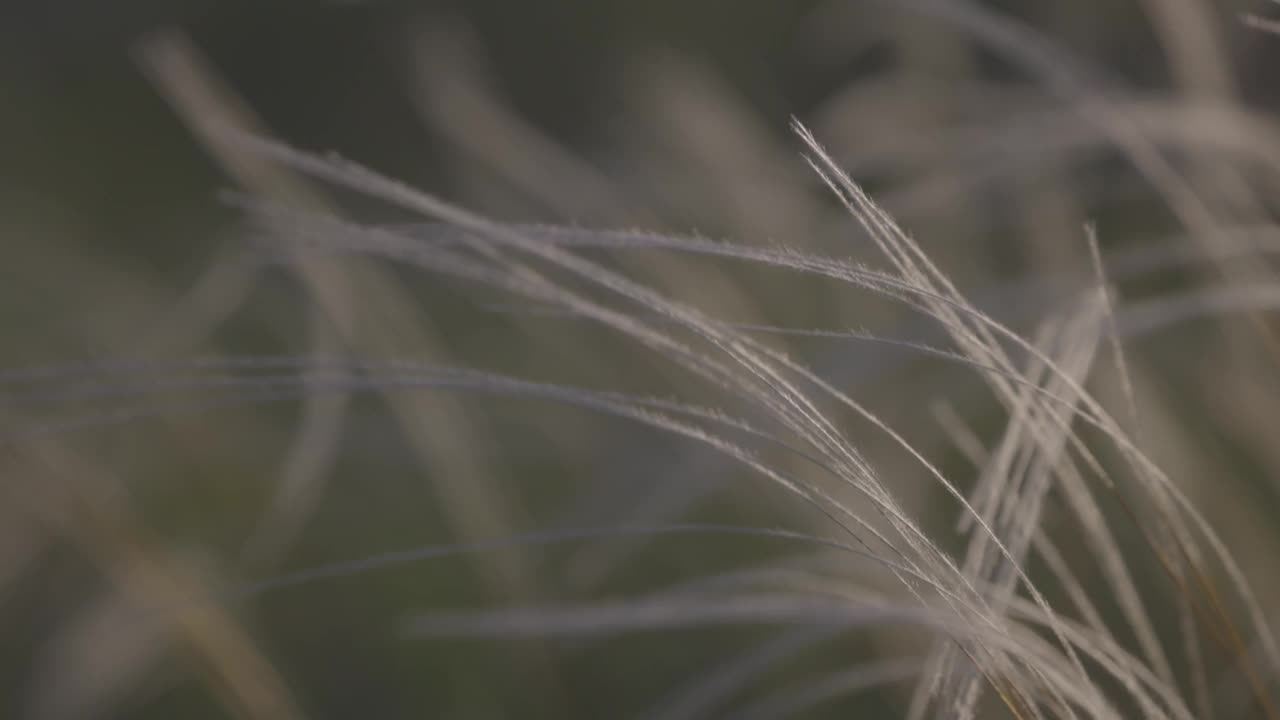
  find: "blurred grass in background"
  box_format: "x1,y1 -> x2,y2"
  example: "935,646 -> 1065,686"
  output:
6,1 -> 1280,718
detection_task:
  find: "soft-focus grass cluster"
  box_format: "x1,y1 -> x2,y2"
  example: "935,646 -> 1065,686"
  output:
6,1 -> 1280,718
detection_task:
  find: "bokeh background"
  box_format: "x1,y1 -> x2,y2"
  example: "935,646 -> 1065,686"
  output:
5,1 -> 1280,718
